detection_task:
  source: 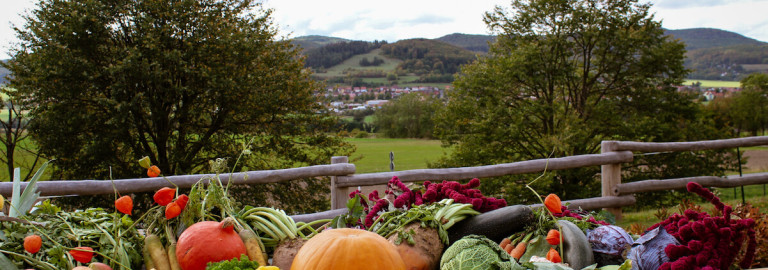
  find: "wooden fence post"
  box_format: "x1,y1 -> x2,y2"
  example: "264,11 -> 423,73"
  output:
601,141 -> 623,220
330,156 -> 349,210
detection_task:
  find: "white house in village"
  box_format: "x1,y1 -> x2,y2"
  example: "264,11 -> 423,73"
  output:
365,100 -> 389,108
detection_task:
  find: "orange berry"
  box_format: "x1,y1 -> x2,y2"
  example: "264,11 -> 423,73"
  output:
546,229 -> 561,245
147,165 -> 161,177
24,235 -> 42,254
544,194 -> 562,214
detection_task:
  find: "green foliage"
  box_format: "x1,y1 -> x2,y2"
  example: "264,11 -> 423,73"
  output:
206,254 -> 260,270
382,39 -> 476,77
434,0 -> 735,205
304,40 -> 386,69
703,73 -> 768,137
374,93 -> 440,139
685,44 -> 768,80
0,207 -> 143,269
4,0 -> 353,183
667,28 -> 766,51
436,33 -> 496,53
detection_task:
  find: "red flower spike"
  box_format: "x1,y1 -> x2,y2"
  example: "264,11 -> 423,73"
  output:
175,194 -> 189,211
544,194 -> 562,214
546,248 -> 562,263
546,229 -> 561,245
24,235 -> 42,254
165,201 -> 181,219
153,187 -> 176,206
114,195 -> 133,215
147,165 -> 161,177
69,247 -> 94,263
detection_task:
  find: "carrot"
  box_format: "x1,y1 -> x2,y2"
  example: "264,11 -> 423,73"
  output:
509,232 -> 533,260
504,243 -> 514,254
145,234 -> 172,270
240,229 -> 268,267
499,237 -> 511,248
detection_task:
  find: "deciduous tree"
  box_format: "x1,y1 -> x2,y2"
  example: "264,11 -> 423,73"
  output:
3,0 -> 353,184
434,0 -> 734,204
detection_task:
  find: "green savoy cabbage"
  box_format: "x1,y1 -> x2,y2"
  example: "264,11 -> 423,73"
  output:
440,235 -> 522,270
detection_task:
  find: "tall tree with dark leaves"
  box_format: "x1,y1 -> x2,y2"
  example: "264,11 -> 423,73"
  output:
434,0 -> 735,205
3,0 -> 353,211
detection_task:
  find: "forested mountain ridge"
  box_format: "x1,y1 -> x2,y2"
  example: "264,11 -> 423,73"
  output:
665,28 -> 766,51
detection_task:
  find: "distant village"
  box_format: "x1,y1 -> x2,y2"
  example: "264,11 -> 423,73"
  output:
320,83 -> 742,113
676,84 -> 742,102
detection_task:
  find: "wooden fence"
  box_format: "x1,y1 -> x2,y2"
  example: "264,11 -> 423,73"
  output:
3,136 -> 768,220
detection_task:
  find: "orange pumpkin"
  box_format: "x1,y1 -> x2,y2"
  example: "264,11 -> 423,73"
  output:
175,218 -> 247,270
291,228 -> 406,270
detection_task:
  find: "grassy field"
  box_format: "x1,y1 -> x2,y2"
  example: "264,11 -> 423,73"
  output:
345,137 -> 449,173
684,79 -> 740,88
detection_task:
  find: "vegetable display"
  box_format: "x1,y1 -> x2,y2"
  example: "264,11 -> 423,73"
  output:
1,155 -> 762,270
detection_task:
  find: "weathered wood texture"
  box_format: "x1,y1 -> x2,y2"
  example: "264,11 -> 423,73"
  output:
336,151 -> 633,188
600,141 -> 624,218
330,156 -> 350,210
529,195 -> 636,211
613,173 -> 768,196
0,164 -> 356,197
291,208 -> 348,224
608,136 -> 768,152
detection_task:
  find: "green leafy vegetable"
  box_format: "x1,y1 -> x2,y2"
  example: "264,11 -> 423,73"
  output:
205,254 -> 259,270
440,235 -> 523,270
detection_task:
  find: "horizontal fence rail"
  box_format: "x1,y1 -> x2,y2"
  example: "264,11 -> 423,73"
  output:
613,173 -> 768,196
335,151 -> 633,188
2,135 -> 767,219
0,164 -> 356,197
606,136 -> 768,152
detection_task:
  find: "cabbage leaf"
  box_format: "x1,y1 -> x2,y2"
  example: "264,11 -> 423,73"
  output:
440,235 -> 524,270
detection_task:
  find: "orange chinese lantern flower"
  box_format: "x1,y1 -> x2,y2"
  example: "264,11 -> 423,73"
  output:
115,195 -> 133,215
153,187 -> 176,206
69,246 -> 94,264
175,194 -> 189,211
546,247 -> 562,263
147,165 -> 161,177
546,229 -> 560,245
544,194 -> 562,214
24,235 -> 42,254
166,201 -> 182,219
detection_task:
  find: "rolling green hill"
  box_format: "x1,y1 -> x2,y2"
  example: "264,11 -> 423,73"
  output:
291,35 -> 350,51
435,33 -> 496,53
666,28 -> 766,51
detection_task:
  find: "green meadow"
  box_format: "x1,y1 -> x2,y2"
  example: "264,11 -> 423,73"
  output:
345,137 -> 449,173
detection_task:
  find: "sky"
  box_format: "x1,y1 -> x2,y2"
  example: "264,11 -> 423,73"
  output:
2,0 -> 768,58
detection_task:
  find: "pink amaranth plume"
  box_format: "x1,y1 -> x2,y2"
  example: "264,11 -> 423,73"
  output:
646,182 -> 757,269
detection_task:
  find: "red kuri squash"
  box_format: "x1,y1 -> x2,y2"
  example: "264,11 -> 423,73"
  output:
175,218 -> 247,270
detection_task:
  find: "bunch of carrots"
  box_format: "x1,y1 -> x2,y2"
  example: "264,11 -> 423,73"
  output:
498,194 -> 563,263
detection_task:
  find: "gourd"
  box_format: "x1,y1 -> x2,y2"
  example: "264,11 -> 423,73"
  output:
291,228 -> 406,270
175,217 -> 247,270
